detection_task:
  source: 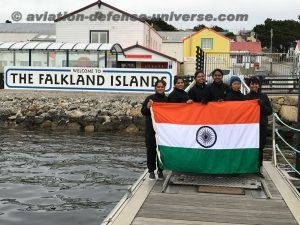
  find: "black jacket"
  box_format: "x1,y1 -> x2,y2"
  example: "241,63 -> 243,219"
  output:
188,83 -> 206,102
167,88 -> 189,103
245,91 -> 273,127
225,90 -> 246,101
141,92 -> 168,135
202,82 -> 230,103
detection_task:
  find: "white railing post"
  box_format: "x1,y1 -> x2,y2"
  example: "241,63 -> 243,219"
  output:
272,113 -> 277,166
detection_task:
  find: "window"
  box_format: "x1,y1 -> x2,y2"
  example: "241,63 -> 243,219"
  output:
31,51 -> 48,67
237,55 -> 243,63
90,30 -> 109,43
201,38 -> 213,49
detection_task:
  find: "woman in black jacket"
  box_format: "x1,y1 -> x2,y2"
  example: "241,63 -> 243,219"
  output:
141,79 -> 168,180
168,76 -> 193,103
245,76 -> 273,172
188,70 -> 206,102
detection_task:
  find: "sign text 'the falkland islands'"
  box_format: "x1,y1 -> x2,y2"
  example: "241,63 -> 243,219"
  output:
4,67 -> 173,93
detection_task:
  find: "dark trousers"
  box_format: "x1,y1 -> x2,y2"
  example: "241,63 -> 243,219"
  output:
146,131 -> 162,173
259,125 -> 268,168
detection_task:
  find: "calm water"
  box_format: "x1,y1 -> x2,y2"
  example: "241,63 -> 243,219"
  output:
0,128 -> 146,225
0,127 -> 297,225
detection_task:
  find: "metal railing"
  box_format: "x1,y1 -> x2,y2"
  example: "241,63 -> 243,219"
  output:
203,52 -> 300,94
183,75 -> 250,95
204,52 -> 300,77
272,113 -> 300,176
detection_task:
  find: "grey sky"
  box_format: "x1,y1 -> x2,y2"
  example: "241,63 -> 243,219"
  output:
2,0 -> 299,32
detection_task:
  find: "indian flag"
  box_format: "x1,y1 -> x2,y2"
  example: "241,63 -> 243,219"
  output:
151,100 -> 260,174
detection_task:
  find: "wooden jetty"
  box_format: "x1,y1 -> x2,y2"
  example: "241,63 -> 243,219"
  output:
101,161 -> 300,225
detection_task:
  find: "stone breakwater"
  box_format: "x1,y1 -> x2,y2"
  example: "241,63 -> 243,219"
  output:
0,90 -> 298,133
270,96 -> 298,124
0,90 -> 148,133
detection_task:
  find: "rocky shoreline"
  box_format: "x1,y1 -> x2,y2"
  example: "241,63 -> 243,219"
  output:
0,90 -> 298,133
0,90 -> 148,133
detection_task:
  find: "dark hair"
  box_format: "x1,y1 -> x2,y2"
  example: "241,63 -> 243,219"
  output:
194,70 -> 204,79
211,68 -> 223,76
154,79 -> 167,87
247,76 -> 261,87
173,76 -> 184,85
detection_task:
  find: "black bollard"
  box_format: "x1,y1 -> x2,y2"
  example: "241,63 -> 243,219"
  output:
0,73 -> 4,89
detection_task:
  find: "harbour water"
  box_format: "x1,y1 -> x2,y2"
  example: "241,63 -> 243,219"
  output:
0,128 -> 146,225
0,127 -> 297,225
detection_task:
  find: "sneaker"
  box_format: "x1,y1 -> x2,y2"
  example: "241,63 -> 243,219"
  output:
157,171 -> 164,180
149,172 -> 156,180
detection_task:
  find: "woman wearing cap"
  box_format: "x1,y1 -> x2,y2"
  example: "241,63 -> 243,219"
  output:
245,76 -> 272,174
141,79 -> 168,180
225,76 -> 245,101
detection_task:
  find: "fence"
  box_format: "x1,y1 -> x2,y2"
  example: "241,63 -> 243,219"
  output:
203,52 -> 300,94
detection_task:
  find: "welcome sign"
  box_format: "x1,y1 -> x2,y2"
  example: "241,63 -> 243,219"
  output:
4,67 -> 173,93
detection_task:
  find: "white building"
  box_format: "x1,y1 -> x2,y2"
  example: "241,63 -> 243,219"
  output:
55,1 -> 162,51
230,41 -> 262,70
158,31 -> 193,63
0,23 -> 55,42
119,44 -> 178,75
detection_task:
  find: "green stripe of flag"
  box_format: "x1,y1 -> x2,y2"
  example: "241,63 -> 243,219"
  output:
158,145 -> 259,174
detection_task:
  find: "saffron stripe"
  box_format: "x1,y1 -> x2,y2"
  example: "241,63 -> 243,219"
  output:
151,100 -> 259,125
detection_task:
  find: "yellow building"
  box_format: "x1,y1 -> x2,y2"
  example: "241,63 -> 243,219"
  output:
183,28 -> 230,75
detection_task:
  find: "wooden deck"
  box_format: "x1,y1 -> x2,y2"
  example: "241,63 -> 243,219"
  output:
102,162 -> 300,225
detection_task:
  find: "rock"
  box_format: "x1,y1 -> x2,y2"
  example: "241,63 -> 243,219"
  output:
66,110 -> 85,119
84,125 -> 95,133
277,98 -> 285,105
103,116 -> 111,123
26,111 -> 36,117
272,103 -> 281,113
0,108 -> 12,120
68,103 -> 80,110
284,96 -> 297,106
67,122 -> 81,131
130,107 -> 141,117
8,115 -> 17,120
125,124 -> 139,133
279,105 -> 297,123
34,116 -> 45,125
40,120 -> 53,129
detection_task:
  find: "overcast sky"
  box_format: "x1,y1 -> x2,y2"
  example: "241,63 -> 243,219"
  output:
2,0 -> 299,32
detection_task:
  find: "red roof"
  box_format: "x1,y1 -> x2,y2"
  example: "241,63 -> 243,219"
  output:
124,44 -> 177,62
230,42 -> 262,53
297,41 -> 300,49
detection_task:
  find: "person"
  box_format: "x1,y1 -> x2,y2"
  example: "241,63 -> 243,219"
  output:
168,76 -> 193,103
141,79 -> 168,180
225,76 -> 245,101
202,68 -> 230,104
188,70 -> 207,102
245,76 -> 273,174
